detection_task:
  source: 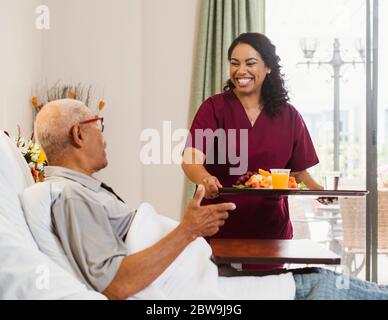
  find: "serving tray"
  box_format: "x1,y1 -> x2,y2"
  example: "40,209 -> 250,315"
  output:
219,188 -> 369,197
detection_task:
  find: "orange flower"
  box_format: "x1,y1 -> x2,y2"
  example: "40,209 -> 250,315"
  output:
68,91 -> 77,99
98,100 -> 105,111
31,96 -> 39,107
31,168 -> 39,182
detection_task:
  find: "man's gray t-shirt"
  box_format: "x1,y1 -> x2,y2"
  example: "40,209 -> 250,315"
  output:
45,166 -> 136,292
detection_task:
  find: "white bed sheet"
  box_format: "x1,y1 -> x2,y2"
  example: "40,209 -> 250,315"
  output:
0,215 -> 106,300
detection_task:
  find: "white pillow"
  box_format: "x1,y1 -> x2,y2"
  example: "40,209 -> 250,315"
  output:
0,131 -> 37,245
0,131 -> 34,194
0,131 -> 105,300
21,182 -> 79,278
0,183 -> 37,248
0,215 -> 106,300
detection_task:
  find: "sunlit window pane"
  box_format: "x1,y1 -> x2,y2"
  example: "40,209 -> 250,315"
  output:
266,0 -> 376,281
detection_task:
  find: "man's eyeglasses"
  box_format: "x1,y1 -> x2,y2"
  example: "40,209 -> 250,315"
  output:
78,116 -> 104,132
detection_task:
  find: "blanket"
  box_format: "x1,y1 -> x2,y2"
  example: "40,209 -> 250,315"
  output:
125,203 -> 296,300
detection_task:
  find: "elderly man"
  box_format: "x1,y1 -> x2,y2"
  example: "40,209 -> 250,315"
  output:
34,99 -> 388,300
34,99 -> 237,300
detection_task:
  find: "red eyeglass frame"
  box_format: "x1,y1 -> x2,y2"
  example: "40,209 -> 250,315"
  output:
78,116 -> 104,132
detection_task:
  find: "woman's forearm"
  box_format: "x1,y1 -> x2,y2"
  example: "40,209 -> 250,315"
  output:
182,148 -> 211,185
292,170 -> 323,190
182,163 -> 211,185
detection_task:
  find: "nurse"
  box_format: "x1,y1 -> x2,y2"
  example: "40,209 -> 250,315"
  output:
182,33 -> 323,268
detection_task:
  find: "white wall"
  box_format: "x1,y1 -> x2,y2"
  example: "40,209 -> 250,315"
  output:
42,0 -> 144,209
0,0 -> 43,135
142,0 -> 199,219
41,0 -> 199,219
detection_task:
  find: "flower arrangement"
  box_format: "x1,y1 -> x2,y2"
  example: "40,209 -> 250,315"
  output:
378,166 -> 388,188
31,81 -> 105,114
13,126 -> 47,182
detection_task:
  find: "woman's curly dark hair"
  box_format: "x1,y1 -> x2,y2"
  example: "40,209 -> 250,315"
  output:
224,33 -> 289,117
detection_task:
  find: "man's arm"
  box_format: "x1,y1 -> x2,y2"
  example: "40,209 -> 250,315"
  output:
103,184 -> 235,300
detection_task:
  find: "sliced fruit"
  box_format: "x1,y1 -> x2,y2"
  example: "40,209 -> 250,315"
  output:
251,182 -> 261,189
288,176 -> 298,189
258,168 -> 271,177
245,176 -> 255,186
260,176 -> 272,188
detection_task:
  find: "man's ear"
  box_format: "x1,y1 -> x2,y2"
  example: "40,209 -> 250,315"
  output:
70,124 -> 84,148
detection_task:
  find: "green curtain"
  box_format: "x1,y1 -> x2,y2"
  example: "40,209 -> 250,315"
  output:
182,0 -> 266,213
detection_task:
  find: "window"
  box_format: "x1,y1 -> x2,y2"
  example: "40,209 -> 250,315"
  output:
266,0 -> 386,283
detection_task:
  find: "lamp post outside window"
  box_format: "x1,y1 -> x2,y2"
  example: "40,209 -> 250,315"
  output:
298,38 -> 365,171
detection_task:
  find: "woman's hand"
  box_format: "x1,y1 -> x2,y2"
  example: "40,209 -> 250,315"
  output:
292,170 -> 336,206
202,175 -> 223,199
181,148 -> 223,199
316,197 -> 338,205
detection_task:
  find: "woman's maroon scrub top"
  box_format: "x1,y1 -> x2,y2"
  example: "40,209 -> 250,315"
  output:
186,89 -> 319,241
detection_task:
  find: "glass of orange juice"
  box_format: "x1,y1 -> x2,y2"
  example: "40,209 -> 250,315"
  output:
270,169 -> 291,189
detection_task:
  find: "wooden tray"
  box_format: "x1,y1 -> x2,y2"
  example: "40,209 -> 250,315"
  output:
219,187 -> 369,197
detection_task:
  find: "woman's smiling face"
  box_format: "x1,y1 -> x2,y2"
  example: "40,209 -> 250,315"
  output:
229,43 -> 271,96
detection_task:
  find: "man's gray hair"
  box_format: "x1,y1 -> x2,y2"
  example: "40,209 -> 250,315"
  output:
34,99 -> 93,163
